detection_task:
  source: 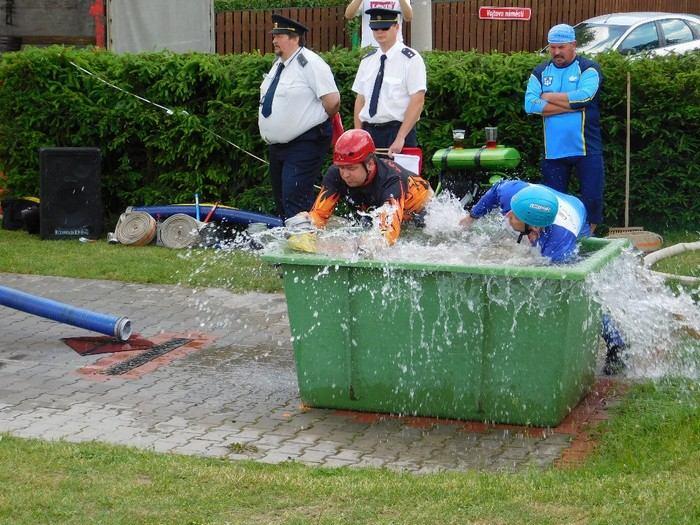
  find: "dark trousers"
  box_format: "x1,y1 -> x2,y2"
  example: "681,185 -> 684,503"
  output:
362,121 -> 417,149
269,120 -> 331,219
540,154 -> 605,224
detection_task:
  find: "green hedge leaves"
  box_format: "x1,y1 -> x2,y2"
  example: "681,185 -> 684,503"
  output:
0,47 -> 698,228
215,0 -> 344,10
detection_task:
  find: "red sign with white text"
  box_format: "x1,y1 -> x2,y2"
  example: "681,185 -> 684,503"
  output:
479,6 -> 532,21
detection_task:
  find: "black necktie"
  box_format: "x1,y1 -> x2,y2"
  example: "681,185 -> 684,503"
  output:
261,63 -> 284,118
368,54 -> 387,118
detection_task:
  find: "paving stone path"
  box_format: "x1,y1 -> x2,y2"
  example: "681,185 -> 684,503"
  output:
0,273 -> 609,473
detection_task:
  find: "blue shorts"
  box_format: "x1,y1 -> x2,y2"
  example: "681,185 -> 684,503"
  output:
541,154 -> 604,224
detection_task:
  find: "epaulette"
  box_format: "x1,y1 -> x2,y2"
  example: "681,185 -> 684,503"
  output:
297,53 -> 308,67
401,47 -> 416,59
362,48 -> 378,59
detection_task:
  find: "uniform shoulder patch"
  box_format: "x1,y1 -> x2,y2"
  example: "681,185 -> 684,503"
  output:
401,47 -> 416,59
297,53 -> 308,67
362,48 -> 378,59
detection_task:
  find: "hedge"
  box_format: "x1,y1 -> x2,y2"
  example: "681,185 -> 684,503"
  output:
214,1 -> 344,11
0,47 -> 698,228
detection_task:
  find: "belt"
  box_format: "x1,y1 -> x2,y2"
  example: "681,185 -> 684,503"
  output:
363,120 -> 401,129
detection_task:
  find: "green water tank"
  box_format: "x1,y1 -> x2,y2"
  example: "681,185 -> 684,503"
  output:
263,238 -> 627,427
432,145 -> 521,170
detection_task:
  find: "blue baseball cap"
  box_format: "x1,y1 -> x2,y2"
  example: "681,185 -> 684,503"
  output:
548,24 -> 575,44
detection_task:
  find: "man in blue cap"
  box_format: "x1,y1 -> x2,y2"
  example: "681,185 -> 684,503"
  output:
524,23 -> 605,234
460,179 -> 626,374
461,179 -> 590,263
258,13 -> 341,219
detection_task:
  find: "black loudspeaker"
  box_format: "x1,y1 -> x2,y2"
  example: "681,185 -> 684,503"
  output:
40,147 -> 103,239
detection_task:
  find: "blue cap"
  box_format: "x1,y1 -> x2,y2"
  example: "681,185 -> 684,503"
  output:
510,185 -> 559,227
548,24 -> 575,44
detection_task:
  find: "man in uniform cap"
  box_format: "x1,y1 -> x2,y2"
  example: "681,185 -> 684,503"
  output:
524,23 -> 605,233
258,13 -> 341,219
351,7 -> 426,156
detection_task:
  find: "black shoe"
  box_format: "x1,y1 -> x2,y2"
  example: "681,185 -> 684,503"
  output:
603,345 -> 625,376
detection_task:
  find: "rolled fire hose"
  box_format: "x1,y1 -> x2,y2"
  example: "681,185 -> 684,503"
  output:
114,211 -> 157,246
0,284 -> 132,341
158,213 -> 201,249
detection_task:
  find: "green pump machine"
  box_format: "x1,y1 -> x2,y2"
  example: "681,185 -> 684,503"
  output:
432,127 -> 521,205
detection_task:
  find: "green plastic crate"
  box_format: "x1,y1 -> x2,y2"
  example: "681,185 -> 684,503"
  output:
263,237 -> 627,426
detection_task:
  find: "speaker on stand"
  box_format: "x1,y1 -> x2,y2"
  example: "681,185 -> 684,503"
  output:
39,147 -> 103,240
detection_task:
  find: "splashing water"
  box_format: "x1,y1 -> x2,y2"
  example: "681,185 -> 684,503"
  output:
259,191 -> 550,267
587,249 -> 700,380
182,193 -> 699,384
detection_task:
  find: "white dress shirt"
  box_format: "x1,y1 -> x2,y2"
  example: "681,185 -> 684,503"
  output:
352,41 -> 426,125
258,47 -> 338,144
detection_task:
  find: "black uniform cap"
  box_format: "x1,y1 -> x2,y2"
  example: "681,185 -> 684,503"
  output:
365,8 -> 401,30
270,14 -> 308,36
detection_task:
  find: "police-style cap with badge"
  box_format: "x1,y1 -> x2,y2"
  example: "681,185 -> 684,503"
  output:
365,8 -> 401,30
270,14 -> 309,36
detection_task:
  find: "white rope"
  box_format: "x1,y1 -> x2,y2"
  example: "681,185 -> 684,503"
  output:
68,60 -> 269,165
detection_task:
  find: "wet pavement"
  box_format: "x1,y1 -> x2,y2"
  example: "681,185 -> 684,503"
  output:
0,273 -> 616,473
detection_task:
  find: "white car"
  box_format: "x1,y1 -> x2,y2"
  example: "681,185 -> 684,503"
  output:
573,12 -> 700,56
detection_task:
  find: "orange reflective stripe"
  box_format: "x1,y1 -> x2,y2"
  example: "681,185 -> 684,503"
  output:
379,195 -> 405,246
401,176 -> 432,220
309,187 -> 340,228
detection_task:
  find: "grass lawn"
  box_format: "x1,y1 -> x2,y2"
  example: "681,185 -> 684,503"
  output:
1,228 -> 698,289
652,230 -> 700,279
0,229 -> 282,292
0,380 -> 698,524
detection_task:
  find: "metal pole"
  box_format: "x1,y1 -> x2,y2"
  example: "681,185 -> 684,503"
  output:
625,71 -> 631,228
411,0 -> 432,52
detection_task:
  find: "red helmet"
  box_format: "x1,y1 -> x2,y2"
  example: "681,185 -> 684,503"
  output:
333,129 -> 375,166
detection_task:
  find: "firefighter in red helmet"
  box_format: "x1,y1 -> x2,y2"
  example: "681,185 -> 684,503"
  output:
300,129 -> 432,246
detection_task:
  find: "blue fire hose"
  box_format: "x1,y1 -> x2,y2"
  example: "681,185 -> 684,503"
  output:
128,205 -> 283,228
0,284 -> 132,341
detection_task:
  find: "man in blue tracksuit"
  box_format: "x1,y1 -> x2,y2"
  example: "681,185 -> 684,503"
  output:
524,23 -> 604,233
461,180 -> 625,374
461,179 -> 590,263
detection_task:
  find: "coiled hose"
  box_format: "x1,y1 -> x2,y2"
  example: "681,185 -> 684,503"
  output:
114,211 -> 157,246
157,213 -> 201,249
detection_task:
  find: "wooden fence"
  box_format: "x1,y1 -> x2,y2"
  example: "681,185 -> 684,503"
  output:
216,0 -> 700,54
216,7 -> 351,54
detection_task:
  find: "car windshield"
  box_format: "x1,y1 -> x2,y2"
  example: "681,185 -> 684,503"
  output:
575,23 -> 629,52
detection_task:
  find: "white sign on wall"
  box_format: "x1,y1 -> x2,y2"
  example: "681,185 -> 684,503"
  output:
478,7 -> 532,21
107,0 -> 214,53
